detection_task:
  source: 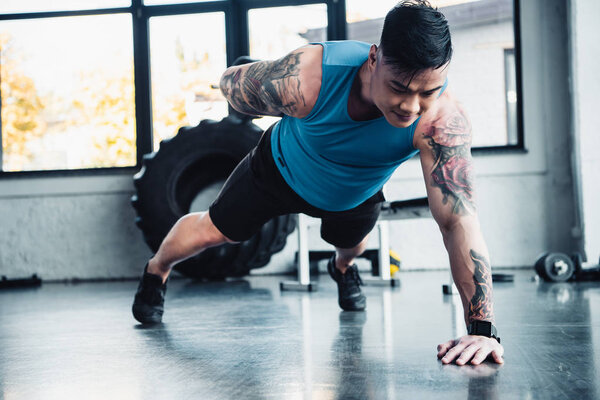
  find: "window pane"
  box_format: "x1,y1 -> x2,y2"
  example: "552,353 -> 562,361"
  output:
144,0 -> 216,4
149,13 -> 227,151
0,14 -> 136,172
248,4 -> 328,131
343,0 -> 518,147
0,0 -> 130,14
504,49 -> 518,145
346,0 -> 396,23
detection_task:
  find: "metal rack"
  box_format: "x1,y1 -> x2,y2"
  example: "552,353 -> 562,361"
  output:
280,197 -> 435,291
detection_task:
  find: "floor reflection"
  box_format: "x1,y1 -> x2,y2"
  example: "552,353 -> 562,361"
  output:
331,311 -> 372,400
0,270 -> 598,399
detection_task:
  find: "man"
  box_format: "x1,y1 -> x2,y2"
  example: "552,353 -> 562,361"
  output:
132,0 -> 504,366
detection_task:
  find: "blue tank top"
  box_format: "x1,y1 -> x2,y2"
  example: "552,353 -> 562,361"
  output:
270,41 -> 439,211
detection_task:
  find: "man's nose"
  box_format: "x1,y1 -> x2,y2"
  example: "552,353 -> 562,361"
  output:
399,95 -> 420,115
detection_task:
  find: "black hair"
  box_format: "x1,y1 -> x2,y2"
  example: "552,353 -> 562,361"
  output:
379,0 -> 452,75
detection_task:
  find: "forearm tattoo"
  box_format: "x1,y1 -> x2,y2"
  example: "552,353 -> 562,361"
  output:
423,110 -> 475,215
219,52 -> 306,117
468,250 -> 494,322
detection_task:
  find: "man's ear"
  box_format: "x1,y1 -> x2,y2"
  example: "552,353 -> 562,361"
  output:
368,44 -> 378,70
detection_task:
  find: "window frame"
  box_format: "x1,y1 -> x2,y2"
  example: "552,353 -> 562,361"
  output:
471,0 -> 525,155
0,0 -> 523,177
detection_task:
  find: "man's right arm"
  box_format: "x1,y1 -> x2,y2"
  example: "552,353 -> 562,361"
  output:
219,45 -> 322,119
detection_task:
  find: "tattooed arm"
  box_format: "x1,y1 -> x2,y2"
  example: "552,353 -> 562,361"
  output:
416,102 -> 493,325
219,45 -> 322,118
416,100 -> 504,365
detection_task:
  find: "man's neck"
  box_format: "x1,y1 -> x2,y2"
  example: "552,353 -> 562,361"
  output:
347,61 -> 382,121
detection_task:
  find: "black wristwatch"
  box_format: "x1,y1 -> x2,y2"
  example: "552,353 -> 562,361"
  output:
467,320 -> 501,344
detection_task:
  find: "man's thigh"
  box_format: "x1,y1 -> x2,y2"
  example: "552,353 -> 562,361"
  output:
319,191 -> 384,249
208,126 -> 305,242
208,155 -> 278,242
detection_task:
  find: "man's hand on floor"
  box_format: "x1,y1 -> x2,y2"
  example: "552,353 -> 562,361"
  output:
437,335 -> 504,366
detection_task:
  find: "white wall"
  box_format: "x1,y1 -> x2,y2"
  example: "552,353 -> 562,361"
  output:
569,0 -> 600,265
0,0 -> 585,280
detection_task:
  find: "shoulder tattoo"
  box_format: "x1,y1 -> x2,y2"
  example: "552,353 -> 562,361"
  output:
220,52 -> 306,117
423,109 -> 476,216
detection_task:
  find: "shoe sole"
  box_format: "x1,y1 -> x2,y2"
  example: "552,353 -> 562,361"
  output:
132,304 -> 163,324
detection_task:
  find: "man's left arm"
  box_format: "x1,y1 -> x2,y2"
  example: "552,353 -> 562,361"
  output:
415,103 -> 504,366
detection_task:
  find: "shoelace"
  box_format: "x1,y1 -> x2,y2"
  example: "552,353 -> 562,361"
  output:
343,266 -> 363,287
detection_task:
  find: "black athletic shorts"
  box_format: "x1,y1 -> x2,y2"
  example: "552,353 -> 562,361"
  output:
208,124 -> 384,249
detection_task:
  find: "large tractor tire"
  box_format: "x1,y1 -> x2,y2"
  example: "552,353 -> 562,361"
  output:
131,116 -> 296,280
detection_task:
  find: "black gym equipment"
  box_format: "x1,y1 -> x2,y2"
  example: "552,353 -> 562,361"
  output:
442,272 -> 514,295
534,252 -> 600,282
491,273 -> 514,282
0,274 -> 42,289
132,116 -> 295,280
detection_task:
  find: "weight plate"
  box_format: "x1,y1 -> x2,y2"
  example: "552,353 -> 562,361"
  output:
534,252 -> 550,281
543,253 -> 575,282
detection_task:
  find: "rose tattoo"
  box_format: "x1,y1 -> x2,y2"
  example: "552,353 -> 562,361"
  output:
424,111 -> 475,215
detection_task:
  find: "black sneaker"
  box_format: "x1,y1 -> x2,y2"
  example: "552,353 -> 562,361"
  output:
327,256 -> 366,311
132,263 -> 167,324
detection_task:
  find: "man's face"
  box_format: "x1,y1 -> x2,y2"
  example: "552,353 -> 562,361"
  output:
368,46 -> 449,128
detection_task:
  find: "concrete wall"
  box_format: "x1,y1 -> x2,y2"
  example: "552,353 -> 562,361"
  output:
0,175 -> 151,280
0,0 -> 584,280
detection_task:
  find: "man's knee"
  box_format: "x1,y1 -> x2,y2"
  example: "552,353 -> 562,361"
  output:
185,212 -> 238,247
336,235 -> 369,258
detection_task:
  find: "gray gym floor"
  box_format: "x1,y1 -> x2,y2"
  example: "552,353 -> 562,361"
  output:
0,268 -> 599,400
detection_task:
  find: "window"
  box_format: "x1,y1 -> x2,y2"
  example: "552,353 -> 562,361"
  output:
0,1 -> 336,174
0,0 -> 522,175
344,0 -> 522,149
248,4 -> 328,131
0,0 -> 129,14
149,13 -> 227,151
0,14 -> 135,171
144,0 -> 214,4
249,4 -> 328,60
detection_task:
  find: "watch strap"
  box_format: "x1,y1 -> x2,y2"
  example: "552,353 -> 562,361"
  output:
467,320 -> 501,343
